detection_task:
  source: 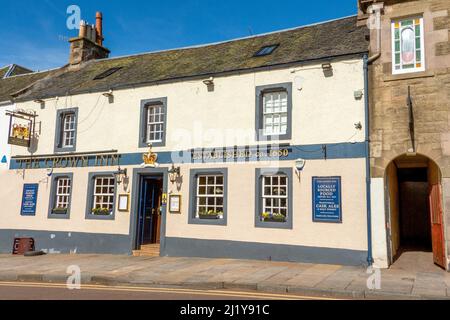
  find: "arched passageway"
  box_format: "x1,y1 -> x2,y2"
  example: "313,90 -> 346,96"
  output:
385,154 -> 446,271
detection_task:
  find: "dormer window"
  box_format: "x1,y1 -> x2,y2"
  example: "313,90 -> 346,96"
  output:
392,17 -> 425,75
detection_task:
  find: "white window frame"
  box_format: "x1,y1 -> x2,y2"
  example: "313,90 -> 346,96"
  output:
146,104 -> 164,144
391,17 -> 425,75
54,177 -> 71,209
262,91 -> 288,137
261,175 -> 288,221
196,174 -> 224,218
62,113 -> 76,148
92,176 -> 116,214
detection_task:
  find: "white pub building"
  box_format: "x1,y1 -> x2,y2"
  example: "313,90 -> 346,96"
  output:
0,13 -> 373,266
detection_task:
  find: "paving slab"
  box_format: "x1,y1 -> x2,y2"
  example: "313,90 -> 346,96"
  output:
0,254 -> 450,300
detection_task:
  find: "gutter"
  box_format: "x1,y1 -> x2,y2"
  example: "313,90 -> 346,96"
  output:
364,54 -> 374,266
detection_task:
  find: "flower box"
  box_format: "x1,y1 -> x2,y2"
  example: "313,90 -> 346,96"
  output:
91,208 -> 112,216
199,214 -> 220,220
261,213 -> 286,223
52,208 -> 68,215
262,217 -> 286,223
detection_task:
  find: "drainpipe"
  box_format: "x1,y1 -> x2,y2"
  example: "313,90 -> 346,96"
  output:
364,54 -> 374,266
367,3 -> 383,64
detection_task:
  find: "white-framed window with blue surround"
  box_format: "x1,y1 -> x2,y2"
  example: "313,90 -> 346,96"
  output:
188,168 -> 228,226
139,98 -> 167,148
48,173 -> 73,219
391,17 -> 425,75
256,83 -> 292,141
85,172 -> 117,220
54,108 -> 78,153
255,168 -> 293,229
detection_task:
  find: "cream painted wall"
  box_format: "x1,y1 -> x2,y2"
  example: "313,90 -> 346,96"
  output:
167,159 -> 368,251
371,178 -> 389,268
0,105 -> 11,170
10,58 -> 366,157
0,166 -> 132,235
0,157 -> 368,251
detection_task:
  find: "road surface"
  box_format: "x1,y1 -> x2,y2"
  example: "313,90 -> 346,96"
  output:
0,281 -> 337,300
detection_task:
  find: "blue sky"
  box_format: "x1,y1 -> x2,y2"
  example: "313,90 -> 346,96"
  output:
0,0 -> 357,71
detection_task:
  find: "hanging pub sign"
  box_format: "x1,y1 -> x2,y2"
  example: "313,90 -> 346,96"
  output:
6,110 -> 37,148
312,176 -> 342,223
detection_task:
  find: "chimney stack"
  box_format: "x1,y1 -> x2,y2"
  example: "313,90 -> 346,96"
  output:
69,12 -> 110,66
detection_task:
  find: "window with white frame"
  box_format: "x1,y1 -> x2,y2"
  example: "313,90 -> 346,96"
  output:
91,176 -> 115,215
50,176 -> 72,216
196,175 -> 224,219
146,104 -> 165,143
392,17 -> 425,74
263,91 -> 288,136
62,113 -> 76,147
260,175 -> 288,223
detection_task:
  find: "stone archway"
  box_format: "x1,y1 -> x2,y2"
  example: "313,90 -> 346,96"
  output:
384,153 -> 446,271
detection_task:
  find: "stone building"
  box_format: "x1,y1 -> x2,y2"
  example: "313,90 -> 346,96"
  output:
359,0 -> 450,269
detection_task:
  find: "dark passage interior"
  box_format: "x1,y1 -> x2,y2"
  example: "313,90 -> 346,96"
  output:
397,168 -> 432,252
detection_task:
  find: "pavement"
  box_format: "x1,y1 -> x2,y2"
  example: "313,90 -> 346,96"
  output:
0,252 -> 449,300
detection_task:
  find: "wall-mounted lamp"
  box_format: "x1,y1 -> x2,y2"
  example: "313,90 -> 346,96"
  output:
295,158 -> 306,182
203,77 -> 214,86
34,99 -> 45,109
103,89 -> 114,103
321,63 -> 333,77
295,158 -> 306,172
321,63 -> 332,71
114,166 -> 128,185
168,163 -> 181,183
102,89 -> 113,98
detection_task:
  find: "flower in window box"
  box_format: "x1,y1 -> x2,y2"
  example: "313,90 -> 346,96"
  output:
261,212 -> 286,223
52,207 -> 68,215
91,207 -> 111,216
199,210 -> 222,220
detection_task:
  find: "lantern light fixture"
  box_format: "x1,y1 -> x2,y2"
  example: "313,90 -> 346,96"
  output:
114,166 -> 128,185
168,163 -> 181,183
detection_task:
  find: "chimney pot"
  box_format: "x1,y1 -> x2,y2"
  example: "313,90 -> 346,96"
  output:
79,20 -> 87,38
95,12 -> 103,46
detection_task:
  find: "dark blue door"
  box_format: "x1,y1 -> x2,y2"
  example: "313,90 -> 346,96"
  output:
136,176 -> 163,248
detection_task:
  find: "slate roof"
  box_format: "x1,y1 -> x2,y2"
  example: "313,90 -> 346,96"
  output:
0,15 -> 369,103
0,66 -> 9,79
0,70 -> 53,104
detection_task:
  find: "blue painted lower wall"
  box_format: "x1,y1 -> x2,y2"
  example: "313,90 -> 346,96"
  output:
0,230 -> 367,266
162,237 -> 368,266
0,229 -> 132,255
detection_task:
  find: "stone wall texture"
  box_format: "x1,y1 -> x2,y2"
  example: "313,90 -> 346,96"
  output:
367,0 -> 450,262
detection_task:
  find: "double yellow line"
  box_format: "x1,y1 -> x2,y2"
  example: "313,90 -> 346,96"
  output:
0,281 -> 339,300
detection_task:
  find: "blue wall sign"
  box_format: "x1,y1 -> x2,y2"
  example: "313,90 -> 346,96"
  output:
21,184 -> 39,216
1,155 -> 7,164
312,177 -> 342,223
